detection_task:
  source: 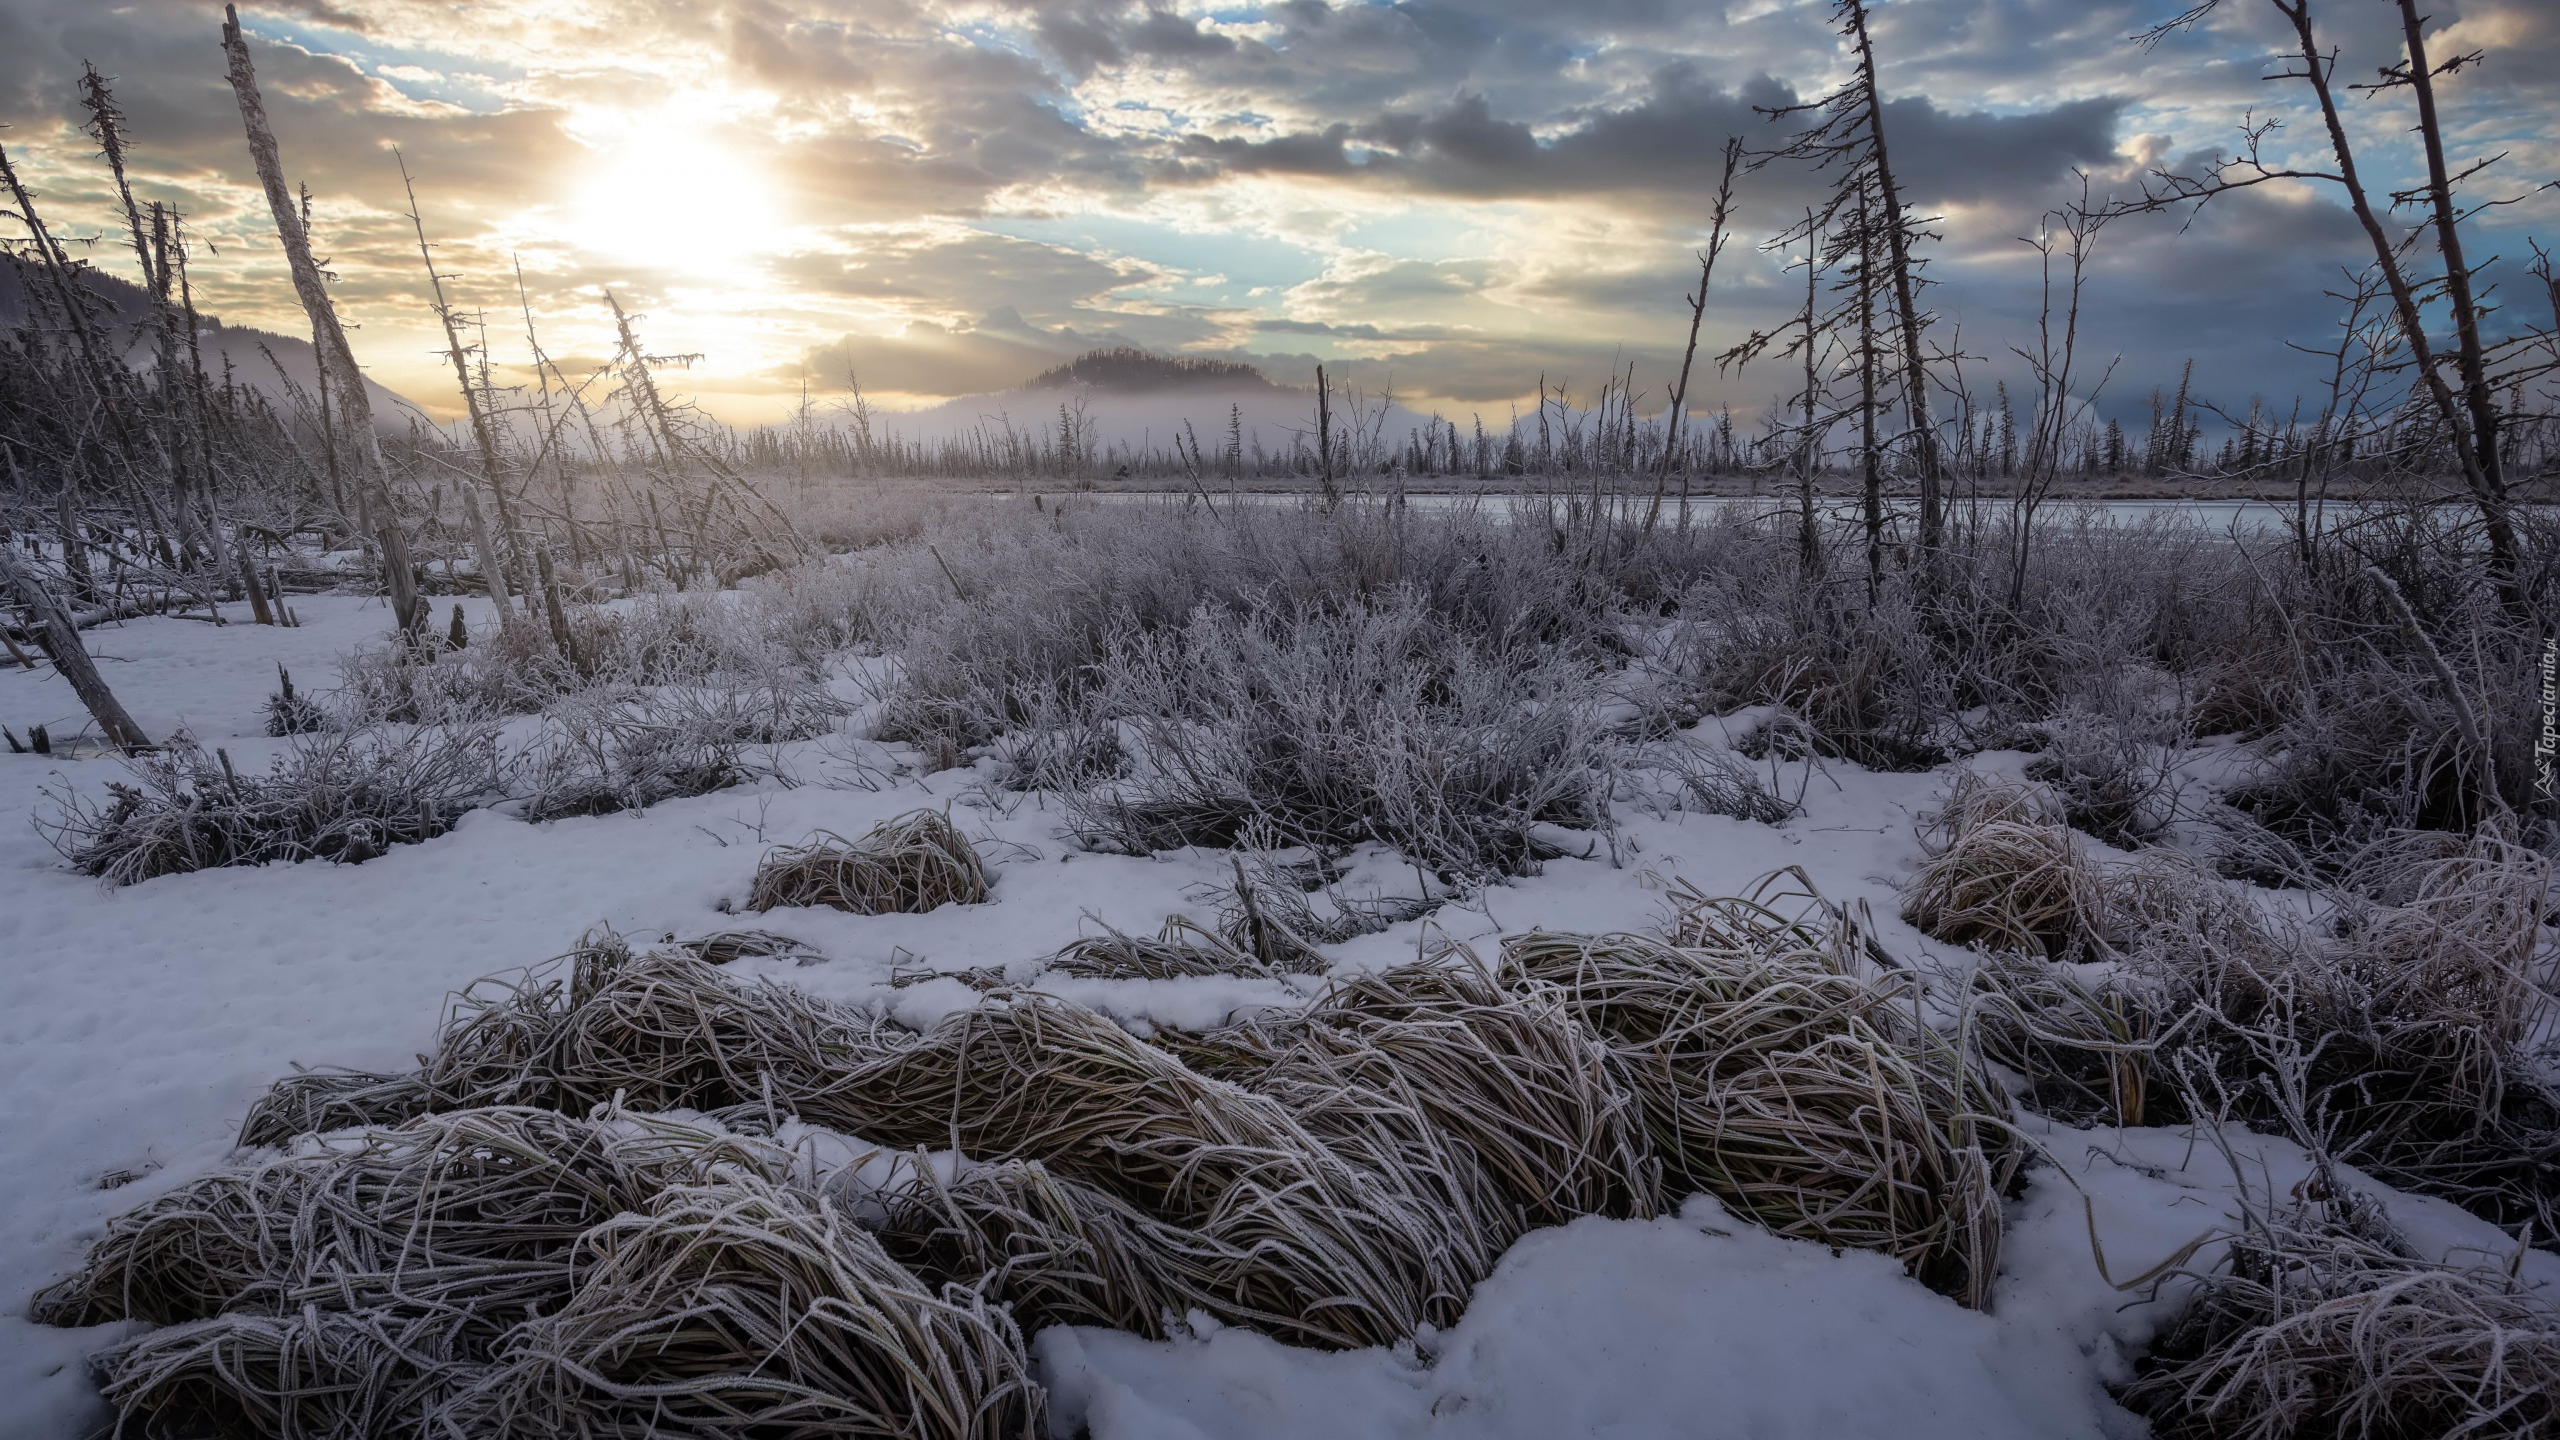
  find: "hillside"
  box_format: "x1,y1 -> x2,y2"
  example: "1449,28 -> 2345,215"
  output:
0,264 -> 414,429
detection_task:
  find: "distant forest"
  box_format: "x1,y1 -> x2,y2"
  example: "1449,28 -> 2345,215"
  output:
1025,347 -> 1278,393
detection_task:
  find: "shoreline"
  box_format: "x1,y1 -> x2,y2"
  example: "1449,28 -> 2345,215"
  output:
931,477 -> 2522,505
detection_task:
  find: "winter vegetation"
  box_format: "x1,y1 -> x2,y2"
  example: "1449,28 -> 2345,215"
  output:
3,2 -> 2559,1439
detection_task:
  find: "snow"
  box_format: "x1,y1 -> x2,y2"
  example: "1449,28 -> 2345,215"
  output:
1042,1194 -> 2132,1440
1036,1126 -> 2556,1440
1,597 -> 2549,1437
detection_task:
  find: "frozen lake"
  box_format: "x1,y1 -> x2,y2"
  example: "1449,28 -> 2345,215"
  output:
994,488 -> 2339,534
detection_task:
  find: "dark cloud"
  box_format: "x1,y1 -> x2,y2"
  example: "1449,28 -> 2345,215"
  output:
1160,66 -> 2120,213
0,0 -> 2548,418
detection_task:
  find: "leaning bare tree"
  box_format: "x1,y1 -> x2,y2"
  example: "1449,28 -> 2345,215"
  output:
399,151 -> 524,615
1751,0 -> 1948,554
2126,0 -> 2557,617
1644,137 -> 1742,536
220,3 -> 427,640
0,549 -> 151,754
2006,175 -> 2116,609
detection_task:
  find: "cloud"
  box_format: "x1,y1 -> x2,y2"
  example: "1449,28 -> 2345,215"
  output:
0,0 -> 2548,422
804,317 -> 1073,399
1164,66 -> 2122,218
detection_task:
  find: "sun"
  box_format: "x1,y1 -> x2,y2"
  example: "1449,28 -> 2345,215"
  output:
559,98 -> 785,274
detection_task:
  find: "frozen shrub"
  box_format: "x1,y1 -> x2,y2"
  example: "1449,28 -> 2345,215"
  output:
991,719 -> 1128,792
2023,684 -> 2189,849
2124,1190 -> 2560,1439
518,674 -> 840,822
262,664 -> 326,736
1686,572 -> 1954,771
1063,595 -> 1607,880
43,728 -> 502,885
1967,830 -> 2560,1242
1618,736 -> 1802,824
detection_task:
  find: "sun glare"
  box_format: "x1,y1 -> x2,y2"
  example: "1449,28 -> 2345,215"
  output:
560,100 -> 784,274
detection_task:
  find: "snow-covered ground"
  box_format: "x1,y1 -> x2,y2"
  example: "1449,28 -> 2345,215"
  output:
2,596 -> 2549,1437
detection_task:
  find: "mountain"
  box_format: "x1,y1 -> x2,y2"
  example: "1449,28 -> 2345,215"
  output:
1023,347 -> 1279,394
0,262 -> 415,430
866,346 -> 1440,465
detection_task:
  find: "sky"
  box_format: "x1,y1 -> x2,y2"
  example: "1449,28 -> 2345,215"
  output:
0,0 -> 2553,429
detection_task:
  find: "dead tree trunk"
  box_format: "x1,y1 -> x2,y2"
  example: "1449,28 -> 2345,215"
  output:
1315,364 -> 1338,509
0,549 -> 151,753
1795,212 -> 1823,571
401,153 -> 521,613
1859,188 -> 1885,607
2392,0 -> 2518,599
1842,0 -> 1944,553
221,4 -> 426,639
2126,0 -> 2526,614
1646,137 -> 1741,535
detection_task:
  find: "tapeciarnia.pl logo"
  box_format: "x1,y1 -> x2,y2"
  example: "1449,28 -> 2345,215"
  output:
2540,638 -> 2557,802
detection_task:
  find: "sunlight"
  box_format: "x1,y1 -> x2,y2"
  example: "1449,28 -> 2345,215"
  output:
560,98 -> 784,273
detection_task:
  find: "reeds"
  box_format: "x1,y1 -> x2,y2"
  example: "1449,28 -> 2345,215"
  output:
748,810 -> 991,914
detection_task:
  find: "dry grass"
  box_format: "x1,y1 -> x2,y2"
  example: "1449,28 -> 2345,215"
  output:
1505,924 -> 2016,1306
820,992 -> 1499,1347
1209,847 -> 1438,974
749,809 -> 991,915
680,928 -> 821,964
33,1107 -> 988,1438
1165,948 -> 1658,1231
874,1155 -> 1241,1338
42,1107 -> 1041,1439
2123,1193 -> 2560,1440
36,1107 -> 773,1332
98,847 -> 2513,1434
457,1176 -> 1041,1439
229,937 -> 1492,1348
1968,951 -> 2161,1128
1041,917 -> 1276,980
1966,828 -> 2560,1245
1900,773 -> 2109,958
235,930 -> 877,1145
1663,866 -> 1893,971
